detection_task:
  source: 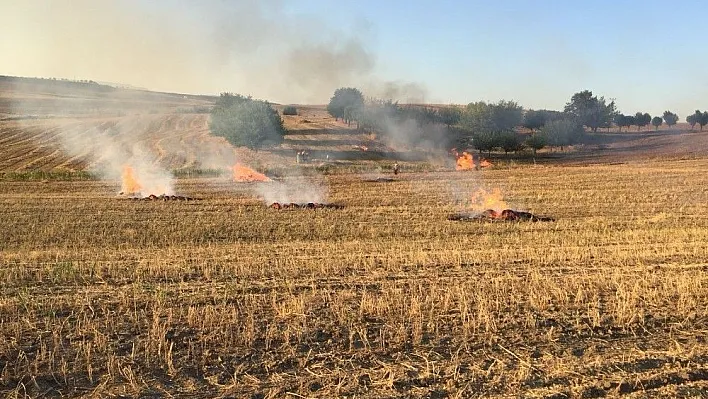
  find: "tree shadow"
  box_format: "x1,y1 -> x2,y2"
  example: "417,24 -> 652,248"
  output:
269,148 -> 430,162
284,128 -> 362,137
284,138 -> 367,147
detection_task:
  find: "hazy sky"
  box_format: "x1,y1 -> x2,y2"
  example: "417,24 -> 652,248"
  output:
1,0 -> 706,117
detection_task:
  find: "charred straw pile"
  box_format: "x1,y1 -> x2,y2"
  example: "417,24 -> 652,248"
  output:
269,202 -> 344,210
448,209 -> 554,222
121,194 -> 200,201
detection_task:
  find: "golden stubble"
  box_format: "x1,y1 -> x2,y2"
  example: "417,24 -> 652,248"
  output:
1,159 -> 707,397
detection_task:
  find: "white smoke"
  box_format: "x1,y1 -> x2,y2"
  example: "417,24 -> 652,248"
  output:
29,115 -> 175,196
254,176 -> 327,204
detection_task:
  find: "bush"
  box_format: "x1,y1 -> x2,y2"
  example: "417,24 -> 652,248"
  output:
210,93 -> 285,149
282,106 -> 298,116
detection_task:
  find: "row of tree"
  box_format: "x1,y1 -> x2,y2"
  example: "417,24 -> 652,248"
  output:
686,110 -> 708,131
327,87 -> 707,155
458,101 -> 584,153
614,111 -> 677,132
328,87 -> 461,130
206,87 -> 705,153
327,88 -> 584,154
614,110 -> 708,131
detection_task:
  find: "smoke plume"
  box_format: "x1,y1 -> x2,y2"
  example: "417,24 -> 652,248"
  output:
50,117 -> 175,196
0,0 -> 425,104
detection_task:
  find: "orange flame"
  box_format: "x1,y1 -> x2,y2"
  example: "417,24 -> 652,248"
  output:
470,187 -> 508,213
232,163 -> 271,182
479,159 -> 493,168
121,165 -> 141,195
456,151 -> 474,170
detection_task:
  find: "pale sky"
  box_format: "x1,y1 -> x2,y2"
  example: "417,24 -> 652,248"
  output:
1,0 -> 706,118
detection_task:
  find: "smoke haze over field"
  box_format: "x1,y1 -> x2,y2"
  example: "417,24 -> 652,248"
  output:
4,1 -> 708,117
0,0 -> 426,104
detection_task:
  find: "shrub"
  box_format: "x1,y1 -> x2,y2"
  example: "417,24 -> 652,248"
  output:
210,93 -> 285,149
282,106 -> 298,116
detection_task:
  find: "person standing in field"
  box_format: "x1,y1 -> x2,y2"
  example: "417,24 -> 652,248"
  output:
393,162 -> 400,175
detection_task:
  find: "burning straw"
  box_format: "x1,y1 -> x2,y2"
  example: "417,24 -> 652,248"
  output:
232,163 -> 271,182
451,148 -> 493,170
449,187 -> 554,222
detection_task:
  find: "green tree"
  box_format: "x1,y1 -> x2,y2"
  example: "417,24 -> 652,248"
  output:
460,100 -> 522,133
541,119 -> 584,150
699,111 -> 708,131
470,131 -> 498,154
625,115 -> 636,130
525,132 -> 546,156
564,90 -> 617,132
437,105 -> 462,127
460,101 -> 522,154
662,111 -> 679,127
614,114 -> 633,132
651,116 -> 663,130
635,112 -> 651,131
343,105 -> 357,126
686,110 -> 708,131
210,94 -> 285,149
686,113 -> 698,130
327,87 -> 364,120
498,131 -> 523,154
522,109 -> 547,131
460,101 -> 495,132
490,100 -> 523,131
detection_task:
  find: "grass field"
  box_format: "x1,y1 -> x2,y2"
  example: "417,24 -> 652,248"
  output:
1,79 -> 707,398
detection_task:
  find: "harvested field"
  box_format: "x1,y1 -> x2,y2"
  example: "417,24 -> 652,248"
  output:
1,78 -> 707,397
1,158 -> 707,398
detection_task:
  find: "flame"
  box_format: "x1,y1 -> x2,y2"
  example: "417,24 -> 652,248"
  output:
469,187 -> 508,213
479,159 -> 493,168
456,151 -> 474,170
232,163 -> 271,182
121,165 -> 141,195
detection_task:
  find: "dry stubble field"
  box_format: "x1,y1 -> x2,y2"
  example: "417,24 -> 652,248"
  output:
1,160 -> 708,398
1,78 -> 707,398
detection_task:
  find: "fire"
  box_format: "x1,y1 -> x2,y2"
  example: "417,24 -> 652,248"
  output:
469,187 -> 508,213
456,151 -> 474,170
232,163 -> 271,182
451,148 -> 492,170
121,165 -> 141,195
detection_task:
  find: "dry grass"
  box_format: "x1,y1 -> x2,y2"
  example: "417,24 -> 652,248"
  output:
1,159 -> 707,398
0,80 -> 706,397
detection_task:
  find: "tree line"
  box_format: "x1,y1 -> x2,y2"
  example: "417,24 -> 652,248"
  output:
207,86 -> 706,154
326,87 -> 707,155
